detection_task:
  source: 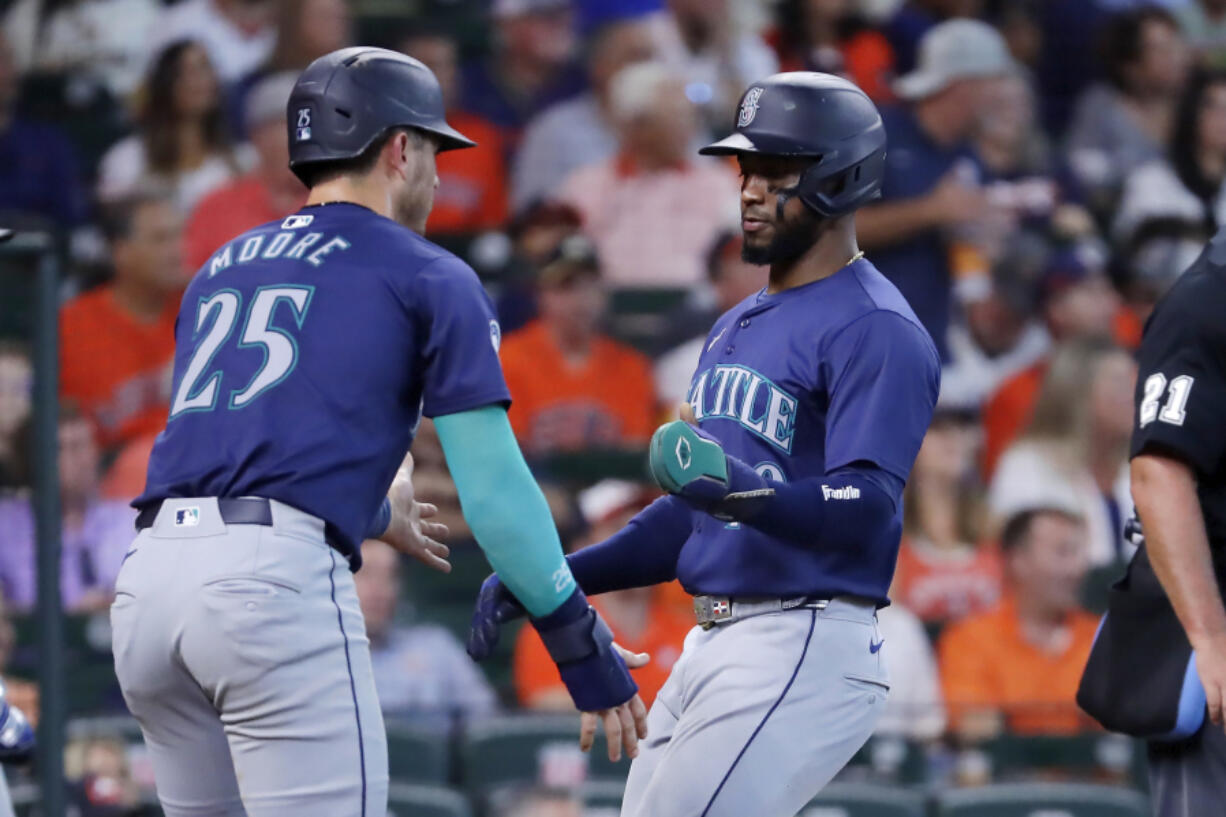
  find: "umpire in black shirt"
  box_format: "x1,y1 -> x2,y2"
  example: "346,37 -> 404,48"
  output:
1123,228 -> 1226,812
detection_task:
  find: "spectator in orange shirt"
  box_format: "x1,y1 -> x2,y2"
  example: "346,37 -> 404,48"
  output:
981,241 -> 1123,479
60,190 -> 184,452
400,30 -> 509,236
771,0 -> 896,102
513,481 -> 692,710
938,507 -> 1100,740
893,406 -> 1002,626
183,71 -> 306,270
500,235 -> 657,456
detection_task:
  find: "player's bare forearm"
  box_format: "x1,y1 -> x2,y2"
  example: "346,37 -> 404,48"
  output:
1132,453 -> 1226,648
855,199 -> 939,250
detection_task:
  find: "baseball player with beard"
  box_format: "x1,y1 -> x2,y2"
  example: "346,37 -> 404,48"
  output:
469,72 -> 940,817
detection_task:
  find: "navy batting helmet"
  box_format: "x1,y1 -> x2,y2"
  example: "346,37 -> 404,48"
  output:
700,73 -> 886,218
287,47 -> 476,185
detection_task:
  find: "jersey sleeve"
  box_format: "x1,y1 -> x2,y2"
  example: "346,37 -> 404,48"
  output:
1130,291 -> 1226,476
822,310 -> 941,480
413,255 -> 512,418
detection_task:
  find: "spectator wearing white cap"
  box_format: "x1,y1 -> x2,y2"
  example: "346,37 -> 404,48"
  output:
510,15 -> 658,211
856,18 -> 1016,362
460,0 -> 583,134
182,71 -> 305,270
550,61 -> 738,288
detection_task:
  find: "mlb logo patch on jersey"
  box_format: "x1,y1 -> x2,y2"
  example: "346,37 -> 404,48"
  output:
175,507 -> 201,527
489,319 -> 502,352
282,214 -> 314,230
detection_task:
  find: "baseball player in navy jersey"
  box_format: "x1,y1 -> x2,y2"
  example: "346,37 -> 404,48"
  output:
469,72 -> 940,816
110,48 -> 646,817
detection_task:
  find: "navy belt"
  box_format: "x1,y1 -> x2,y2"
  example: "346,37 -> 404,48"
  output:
135,497 -> 274,530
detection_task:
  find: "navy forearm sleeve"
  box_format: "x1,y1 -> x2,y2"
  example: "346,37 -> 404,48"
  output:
745,465 -> 903,549
566,495 -> 693,595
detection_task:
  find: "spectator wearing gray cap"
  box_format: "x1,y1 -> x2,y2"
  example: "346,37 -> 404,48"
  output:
857,18 -> 1016,362
183,71 -> 305,270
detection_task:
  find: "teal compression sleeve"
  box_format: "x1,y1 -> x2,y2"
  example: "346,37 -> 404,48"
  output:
433,405 -> 575,617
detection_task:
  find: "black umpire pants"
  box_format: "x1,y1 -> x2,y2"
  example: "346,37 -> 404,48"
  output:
1148,722 -> 1226,816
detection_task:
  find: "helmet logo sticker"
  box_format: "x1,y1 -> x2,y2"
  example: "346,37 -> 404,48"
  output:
296,107 -> 312,142
738,87 -> 763,128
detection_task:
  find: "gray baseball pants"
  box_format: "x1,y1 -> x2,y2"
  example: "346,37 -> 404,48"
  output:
110,498 -> 387,817
620,597 -> 888,817
0,769 -> 14,817
1149,719 -> 1226,817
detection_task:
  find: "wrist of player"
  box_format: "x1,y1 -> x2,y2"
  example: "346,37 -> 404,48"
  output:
649,421 -> 774,521
531,587 -> 638,712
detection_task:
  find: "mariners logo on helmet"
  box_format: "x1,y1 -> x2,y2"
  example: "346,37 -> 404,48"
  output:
737,87 -> 764,128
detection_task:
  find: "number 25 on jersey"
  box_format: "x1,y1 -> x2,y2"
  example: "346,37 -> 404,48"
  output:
169,285 -> 314,418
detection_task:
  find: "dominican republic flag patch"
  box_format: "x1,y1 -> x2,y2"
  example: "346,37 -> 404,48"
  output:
712,600 -> 731,617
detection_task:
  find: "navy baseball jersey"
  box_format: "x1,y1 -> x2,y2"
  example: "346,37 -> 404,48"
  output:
677,257 -> 940,602
136,202 -> 510,564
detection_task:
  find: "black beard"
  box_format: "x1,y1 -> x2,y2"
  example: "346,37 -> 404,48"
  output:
741,206 -> 822,266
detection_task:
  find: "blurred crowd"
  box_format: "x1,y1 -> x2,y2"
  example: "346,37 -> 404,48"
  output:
0,0 -> 1223,810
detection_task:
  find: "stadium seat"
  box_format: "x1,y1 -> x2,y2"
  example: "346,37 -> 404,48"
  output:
461,714 -> 631,797
386,783 -> 473,817
386,723 -> 451,785
583,779 -> 628,815
66,714 -> 145,743
839,736 -> 930,786
1081,563 -> 1125,614
800,783 -> 928,817
983,732 -> 1141,783
536,449 -> 651,484
606,288 -> 692,354
937,782 -> 1150,817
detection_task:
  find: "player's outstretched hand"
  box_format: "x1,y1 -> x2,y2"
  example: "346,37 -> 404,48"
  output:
1194,633 -> 1226,729
467,574 -> 527,661
579,644 -> 650,762
381,454 -> 451,573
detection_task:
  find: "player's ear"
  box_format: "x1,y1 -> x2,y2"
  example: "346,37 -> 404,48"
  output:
385,130 -> 412,179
